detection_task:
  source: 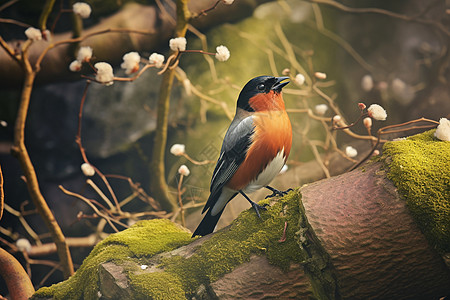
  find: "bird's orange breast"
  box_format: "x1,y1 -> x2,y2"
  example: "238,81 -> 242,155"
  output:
226,110 -> 292,190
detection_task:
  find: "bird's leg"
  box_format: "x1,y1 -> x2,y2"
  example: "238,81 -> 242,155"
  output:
265,186 -> 293,199
239,191 -> 267,219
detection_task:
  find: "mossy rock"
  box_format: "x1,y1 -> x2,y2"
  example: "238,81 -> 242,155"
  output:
382,129 -> 450,253
32,192 -> 309,300
31,219 -> 192,299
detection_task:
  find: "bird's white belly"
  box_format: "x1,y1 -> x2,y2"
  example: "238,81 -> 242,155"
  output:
243,149 -> 285,193
210,149 -> 286,216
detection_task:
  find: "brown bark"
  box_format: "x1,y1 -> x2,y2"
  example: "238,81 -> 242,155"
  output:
0,248 -> 35,300
301,161 -> 450,299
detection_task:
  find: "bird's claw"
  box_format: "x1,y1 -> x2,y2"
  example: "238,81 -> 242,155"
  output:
251,202 -> 267,219
265,188 -> 293,199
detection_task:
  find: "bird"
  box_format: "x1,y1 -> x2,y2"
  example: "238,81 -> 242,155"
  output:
192,76 -> 292,237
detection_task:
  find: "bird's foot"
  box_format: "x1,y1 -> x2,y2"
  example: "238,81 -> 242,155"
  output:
265,186 -> 293,199
239,191 -> 268,219
250,201 -> 268,219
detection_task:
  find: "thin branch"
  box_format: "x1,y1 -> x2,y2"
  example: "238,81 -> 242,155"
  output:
35,28 -> 155,70
58,185 -> 127,233
307,0 -> 450,37
0,0 -> 19,12
348,118 -> 439,171
0,18 -> 31,28
177,175 -> 186,227
75,81 -> 122,213
4,204 -> 41,246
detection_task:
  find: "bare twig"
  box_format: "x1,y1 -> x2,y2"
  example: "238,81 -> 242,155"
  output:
75,81 -> 122,213
0,0 -> 19,12
307,0 -> 450,37
58,185 -> 127,233
177,175 -> 186,227
348,118 -> 439,171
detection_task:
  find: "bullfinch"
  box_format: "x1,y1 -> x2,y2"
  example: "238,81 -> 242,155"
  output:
192,76 -> 292,237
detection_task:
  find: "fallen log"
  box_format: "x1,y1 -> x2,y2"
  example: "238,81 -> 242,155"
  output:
31,130 -> 450,299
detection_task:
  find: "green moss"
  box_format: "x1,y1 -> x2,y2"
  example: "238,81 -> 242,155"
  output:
160,191 -> 305,296
383,130 -> 450,253
129,272 -> 185,300
32,219 -> 192,299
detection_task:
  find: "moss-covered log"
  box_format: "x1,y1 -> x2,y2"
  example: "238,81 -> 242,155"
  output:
32,130 -> 450,299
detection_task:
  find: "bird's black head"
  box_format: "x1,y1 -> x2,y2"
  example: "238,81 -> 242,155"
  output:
236,76 -> 290,112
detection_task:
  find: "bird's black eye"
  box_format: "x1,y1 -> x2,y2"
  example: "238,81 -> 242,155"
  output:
257,83 -> 265,91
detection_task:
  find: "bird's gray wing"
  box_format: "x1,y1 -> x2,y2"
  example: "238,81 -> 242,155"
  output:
202,115 -> 255,213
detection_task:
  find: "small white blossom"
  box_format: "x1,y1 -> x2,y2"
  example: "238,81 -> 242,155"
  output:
345,146 -> 358,158
314,72 -> 327,80
367,104 -> 387,121
16,238 -> 32,253
314,104 -> 328,116
149,53 -> 165,68
333,115 -> 341,123
25,27 -> 42,41
94,62 -> 114,85
279,164 -> 288,174
361,74 -> 374,92
215,45 -> 230,62
170,144 -> 185,156
81,163 -> 95,177
77,46 -> 93,62
169,37 -> 187,51
69,60 -> 82,72
434,118 -> 450,141
363,117 -> 372,129
373,150 -> 380,156
73,2 -> 92,18
222,0 -> 234,4
0,120 -> 7,127
294,73 -> 305,86
178,165 -> 190,176
121,52 -> 140,74
140,265 -> 148,270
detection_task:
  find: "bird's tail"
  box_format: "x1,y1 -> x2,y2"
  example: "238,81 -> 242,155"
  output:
192,208 -> 224,237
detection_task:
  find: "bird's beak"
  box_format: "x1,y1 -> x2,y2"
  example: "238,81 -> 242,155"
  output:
271,77 -> 290,92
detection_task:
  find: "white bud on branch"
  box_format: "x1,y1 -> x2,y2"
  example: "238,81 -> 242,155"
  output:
121,52 -> 140,74
25,27 -> 42,41
73,2 -> 92,18
81,163 -> 95,177
170,144 -> 186,156
435,118 -> 450,142
149,53 -> 165,68
169,37 -> 187,51
215,45 -> 230,62
77,46 -> 93,62
94,62 -> 114,86
367,104 -> 387,121
178,165 -> 190,176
